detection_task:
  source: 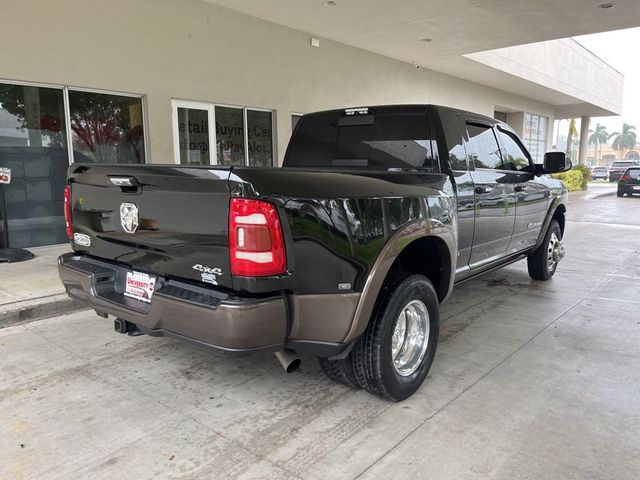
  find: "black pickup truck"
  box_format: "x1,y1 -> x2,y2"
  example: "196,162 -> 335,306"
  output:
58,105 -> 570,401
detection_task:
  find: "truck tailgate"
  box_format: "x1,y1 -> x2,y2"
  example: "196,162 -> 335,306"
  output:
68,164 -> 233,288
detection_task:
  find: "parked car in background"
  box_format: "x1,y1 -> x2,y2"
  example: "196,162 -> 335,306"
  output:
590,166 -> 608,180
617,167 -> 640,197
609,160 -> 638,182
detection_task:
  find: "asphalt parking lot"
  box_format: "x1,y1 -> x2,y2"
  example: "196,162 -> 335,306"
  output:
1,186 -> 639,480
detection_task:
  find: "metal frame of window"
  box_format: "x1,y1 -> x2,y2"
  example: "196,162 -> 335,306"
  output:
0,78 -> 149,166
171,98 -> 276,166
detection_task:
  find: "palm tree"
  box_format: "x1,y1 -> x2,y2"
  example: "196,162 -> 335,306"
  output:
609,123 -> 637,158
566,118 -> 578,162
588,123 -> 609,164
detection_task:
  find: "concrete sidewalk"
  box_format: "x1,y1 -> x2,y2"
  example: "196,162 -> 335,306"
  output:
0,244 -> 84,327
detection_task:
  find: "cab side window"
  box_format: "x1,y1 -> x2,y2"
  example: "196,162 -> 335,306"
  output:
436,109 -> 468,171
497,128 -> 531,171
466,123 -> 503,170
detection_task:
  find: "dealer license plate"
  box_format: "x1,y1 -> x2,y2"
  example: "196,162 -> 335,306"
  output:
124,271 -> 156,303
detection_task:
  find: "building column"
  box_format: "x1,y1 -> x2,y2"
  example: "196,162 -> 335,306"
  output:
578,115 -> 590,166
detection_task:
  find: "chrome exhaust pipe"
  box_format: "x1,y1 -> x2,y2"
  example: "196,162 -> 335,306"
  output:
275,349 -> 301,373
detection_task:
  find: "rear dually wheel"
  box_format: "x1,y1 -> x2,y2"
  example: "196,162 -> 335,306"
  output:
350,272 -> 440,402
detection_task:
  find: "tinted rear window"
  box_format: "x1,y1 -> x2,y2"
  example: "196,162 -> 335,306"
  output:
285,112 -> 439,171
627,168 -> 640,178
612,161 -> 636,167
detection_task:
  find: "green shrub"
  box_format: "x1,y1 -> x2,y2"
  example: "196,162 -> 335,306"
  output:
552,165 -> 590,191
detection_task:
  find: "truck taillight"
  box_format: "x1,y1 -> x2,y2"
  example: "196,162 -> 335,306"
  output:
64,184 -> 73,240
229,198 -> 286,277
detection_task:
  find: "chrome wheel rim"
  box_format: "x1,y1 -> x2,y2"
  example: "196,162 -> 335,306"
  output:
391,300 -> 430,377
547,232 -> 565,272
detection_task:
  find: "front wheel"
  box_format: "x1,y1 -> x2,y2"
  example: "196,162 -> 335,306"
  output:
527,219 -> 564,281
351,273 -> 439,401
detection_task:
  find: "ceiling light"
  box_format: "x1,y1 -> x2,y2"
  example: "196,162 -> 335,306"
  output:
323,1 -> 337,6
597,2 -> 615,9
420,38 -> 433,43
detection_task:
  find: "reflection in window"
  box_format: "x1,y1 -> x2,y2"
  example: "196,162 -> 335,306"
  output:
438,109 -> 467,171
215,106 -> 244,166
286,113 -> 438,171
448,143 -> 468,171
497,129 -> 530,171
523,113 -> 547,164
0,84 -> 67,149
177,107 -> 209,165
466,124 -> 502,170
68,91 -> 145,164
0,83 -> 69,247
247,110 -> 273,167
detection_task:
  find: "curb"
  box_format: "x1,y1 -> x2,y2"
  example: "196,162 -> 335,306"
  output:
585,189 -> 616,200
0,294 -> 87,328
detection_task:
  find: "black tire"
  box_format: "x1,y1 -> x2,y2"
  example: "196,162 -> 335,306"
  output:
318,355 -> 360,389
617,190 -> 624,198
351,272 -> 439,402
527,219 -> 562,281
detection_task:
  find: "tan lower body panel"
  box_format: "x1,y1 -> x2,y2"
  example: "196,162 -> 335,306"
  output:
59,261 -> 287,351
288,292 -> 360,343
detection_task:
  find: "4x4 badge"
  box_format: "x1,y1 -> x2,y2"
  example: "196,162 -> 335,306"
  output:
120,203 -> 139,234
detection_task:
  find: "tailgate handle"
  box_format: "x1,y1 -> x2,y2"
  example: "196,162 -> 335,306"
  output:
109,176 -> 141,194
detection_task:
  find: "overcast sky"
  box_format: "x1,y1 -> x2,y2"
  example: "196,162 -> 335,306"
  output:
573,27 -> 640,134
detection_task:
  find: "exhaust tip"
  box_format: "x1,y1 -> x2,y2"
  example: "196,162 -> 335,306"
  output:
275,349 -> 301,373
285,358 -> 302,373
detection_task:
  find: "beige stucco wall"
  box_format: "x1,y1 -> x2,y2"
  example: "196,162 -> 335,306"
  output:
1,0 -> 558,165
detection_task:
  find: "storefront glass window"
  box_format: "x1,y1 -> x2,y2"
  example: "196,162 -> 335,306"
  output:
0,83 -> 69,247
215,106 -> 244,166
523,113 -> 548,164
68,91 -> 145,164
177,107 -> 209,165
247,110 -> 273,167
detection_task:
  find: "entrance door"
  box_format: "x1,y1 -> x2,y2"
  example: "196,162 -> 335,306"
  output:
171,100 -> 215,165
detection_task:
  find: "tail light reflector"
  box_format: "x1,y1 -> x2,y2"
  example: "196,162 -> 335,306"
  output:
64,184 -> 73,240
229,198 -> 286,276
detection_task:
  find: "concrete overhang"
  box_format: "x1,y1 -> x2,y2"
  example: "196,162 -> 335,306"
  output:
206,0 -> 640,62
206,0 -> 633,117
425,39 -> 624,118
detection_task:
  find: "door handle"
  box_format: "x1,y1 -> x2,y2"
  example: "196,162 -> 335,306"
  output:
475,186 -> 494,194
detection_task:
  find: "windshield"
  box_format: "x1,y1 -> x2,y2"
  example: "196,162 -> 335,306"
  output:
626,168 -> 640,178
285,111 -> 439,172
